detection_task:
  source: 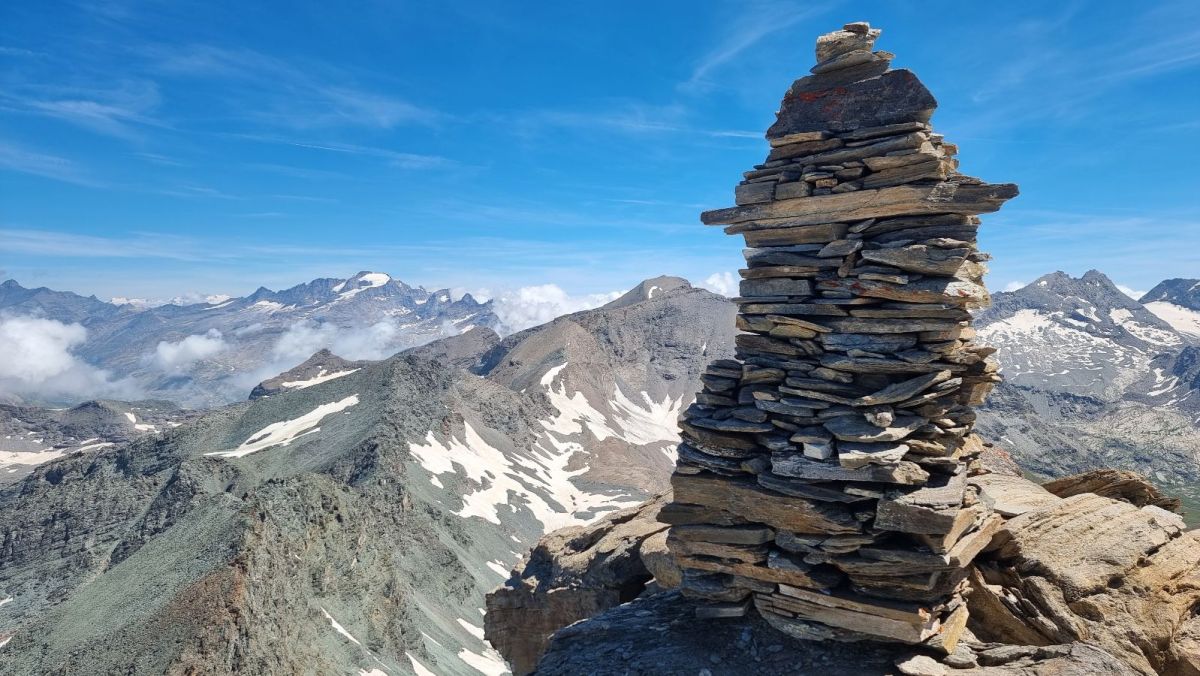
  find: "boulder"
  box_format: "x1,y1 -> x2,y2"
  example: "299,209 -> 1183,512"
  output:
483,494 -> 678,675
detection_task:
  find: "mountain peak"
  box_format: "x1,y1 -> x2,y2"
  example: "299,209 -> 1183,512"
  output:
1014,270 -> 1127,304
1141,279 -> 1200,310
248,348 -> 367,399
604,276 -> 692,309
1081,269 -> 1115,285
348,271 -> 391,285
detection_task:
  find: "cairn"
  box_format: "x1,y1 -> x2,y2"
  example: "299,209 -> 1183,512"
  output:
664,22 -> 1017,652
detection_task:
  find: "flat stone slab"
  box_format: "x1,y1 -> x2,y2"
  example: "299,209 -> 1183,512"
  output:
992,492 -> 1186,602
969,473 -> 1060,517
702,181 -> 1018,228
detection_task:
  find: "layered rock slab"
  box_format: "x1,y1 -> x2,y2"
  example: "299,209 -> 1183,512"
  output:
970,488 -> 1200,675
532,590 -> 1132,676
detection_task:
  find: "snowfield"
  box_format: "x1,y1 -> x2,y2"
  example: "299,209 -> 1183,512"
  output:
208,395 -> 360,458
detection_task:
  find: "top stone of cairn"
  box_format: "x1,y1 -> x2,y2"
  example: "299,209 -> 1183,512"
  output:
768,22 -> 937,139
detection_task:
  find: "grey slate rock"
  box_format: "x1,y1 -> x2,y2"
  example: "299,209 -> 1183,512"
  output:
767,69 -> 938,138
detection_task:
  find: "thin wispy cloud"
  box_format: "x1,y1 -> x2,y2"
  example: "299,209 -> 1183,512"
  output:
4,80 -> 165,140
509,101 -> 759,140
234,134 -> 456,170
982,209 -> 1200,292
146,43 -> 439,130
0,141 -> 102,187
156,184 -> 242,200
133,152 -> 187,167
682,2 -> 832,92
0,229 -> 212,261
955,7 -> 1200,136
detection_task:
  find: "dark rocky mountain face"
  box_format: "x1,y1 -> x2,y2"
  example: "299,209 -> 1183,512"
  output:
0,399 -> 196,485
0,279 -> 126,324
975,270 -> 1200,486
1142,278 -> 1200,310
0,278 -> 735,674
0,272 -> 498,408
1139,278 -> 1200,341
248,348 -> 373,400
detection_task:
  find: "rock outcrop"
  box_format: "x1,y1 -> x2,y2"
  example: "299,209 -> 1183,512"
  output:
665,20 -> 1016,650
532,590 -> 1133,675
523,466 -> 1200,675
970,487 -> 1198,675
1042,468 -> 1183,511
484,494 -> 679,675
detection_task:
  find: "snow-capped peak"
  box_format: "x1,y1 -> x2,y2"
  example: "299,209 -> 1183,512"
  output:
335,271 -> 392,299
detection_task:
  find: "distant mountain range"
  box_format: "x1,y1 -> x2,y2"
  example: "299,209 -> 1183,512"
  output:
0,272 -> 496,407
6,268 -> 1200,490
0,276 -> 735,674
5,268 -> 1200,671
976,271 -> 1200,486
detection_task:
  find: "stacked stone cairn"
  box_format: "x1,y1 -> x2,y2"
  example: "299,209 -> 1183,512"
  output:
664,22 -> 1018,653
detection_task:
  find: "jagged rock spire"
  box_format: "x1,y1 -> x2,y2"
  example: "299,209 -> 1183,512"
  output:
664,21 -> 1018,653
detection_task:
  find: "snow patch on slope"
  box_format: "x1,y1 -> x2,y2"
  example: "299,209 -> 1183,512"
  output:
319,607 -> 361,646
406,654 -> 437,676
408,420 -> 633,530
208,395 -> 359,458
978,309 -> 1148,395
539,364 -> 617,440
457,645 -> 510,676
337,273 -> 391,300
281,368 -> 359,390
610,386 -> 682,448
1146,301 -> 1200,339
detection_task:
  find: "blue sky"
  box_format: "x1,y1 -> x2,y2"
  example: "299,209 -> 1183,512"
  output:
2,0 -> 1198,302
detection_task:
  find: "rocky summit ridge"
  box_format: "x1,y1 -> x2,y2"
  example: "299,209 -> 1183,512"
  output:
493,455 -> 1200,675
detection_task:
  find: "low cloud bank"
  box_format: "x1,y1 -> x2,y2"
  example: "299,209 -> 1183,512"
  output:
0,315 -> 139,402
152,329 -> 228,372
470,284 -> 621,334
699,272 -> 736,297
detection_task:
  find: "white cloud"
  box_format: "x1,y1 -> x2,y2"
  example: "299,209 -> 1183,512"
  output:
700,272 -> 737,297
487,284 -> 620,335
1117,285 -> 1147,300
224,317 -> 464,394
269,320 -> 426,363
1003,281 -> 1027,292
152,329 -> 228,372
0,315 -> 137,401
0,141 -> 102,187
